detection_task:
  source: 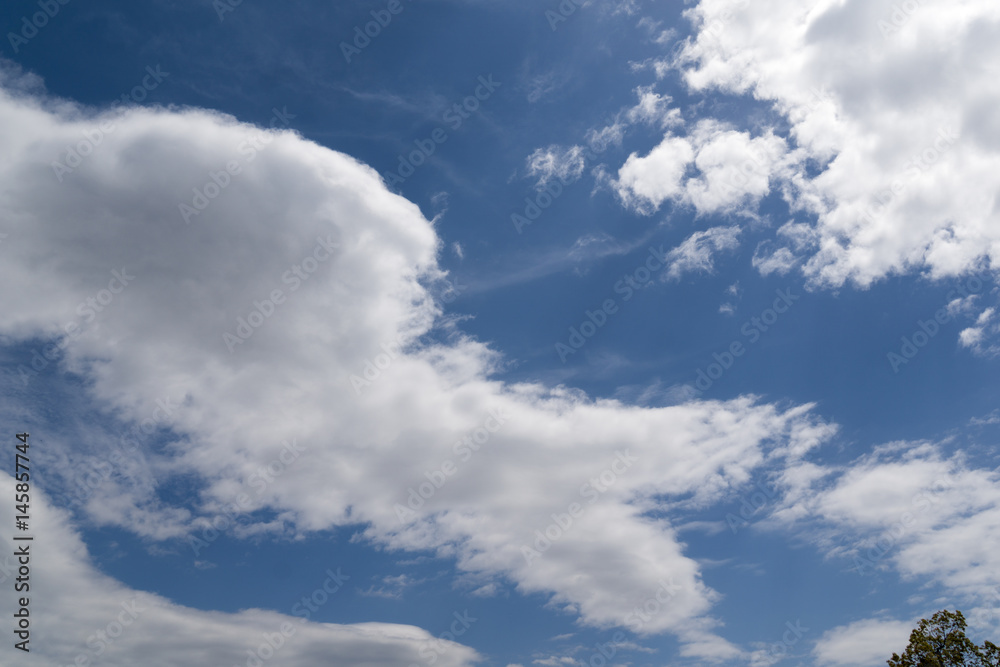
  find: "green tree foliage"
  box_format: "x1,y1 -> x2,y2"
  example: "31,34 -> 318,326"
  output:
888,610 -> 999,667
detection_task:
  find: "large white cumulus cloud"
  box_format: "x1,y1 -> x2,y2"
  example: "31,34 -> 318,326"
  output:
0,65 -> 836,659
633,0 -> 1000,288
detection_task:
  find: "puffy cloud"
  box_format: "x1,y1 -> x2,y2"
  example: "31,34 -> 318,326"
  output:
666,0 -> 1000,287
612,120 -> 786,216
959,306 -> 1000,356
614,134 -> 694,214
0,68 -> 834,659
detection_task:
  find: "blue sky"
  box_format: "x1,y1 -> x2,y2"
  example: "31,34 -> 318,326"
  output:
1,0 -> 1000,665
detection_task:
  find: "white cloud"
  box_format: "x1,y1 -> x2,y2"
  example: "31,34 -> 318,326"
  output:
614,135 -> 694,214
0,472 -> 480,667
666,0 -> 1000,288
752,245 -> 798,277
683,122 -> 787,215
624,86 -> 682,130
768,442 -> 1000,634
663,226 -> 742,280
0,69 -> 835,660
526,145 -> 587,188
612,120 -> 786,216
959,306 -> 1000,356
813,617 -> 914,667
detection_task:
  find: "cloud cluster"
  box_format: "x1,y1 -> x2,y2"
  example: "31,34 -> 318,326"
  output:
660,0 -> 1000,287
0,66 -> 835,660
764,441 -> 1000,660
613,120 -> 787,216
